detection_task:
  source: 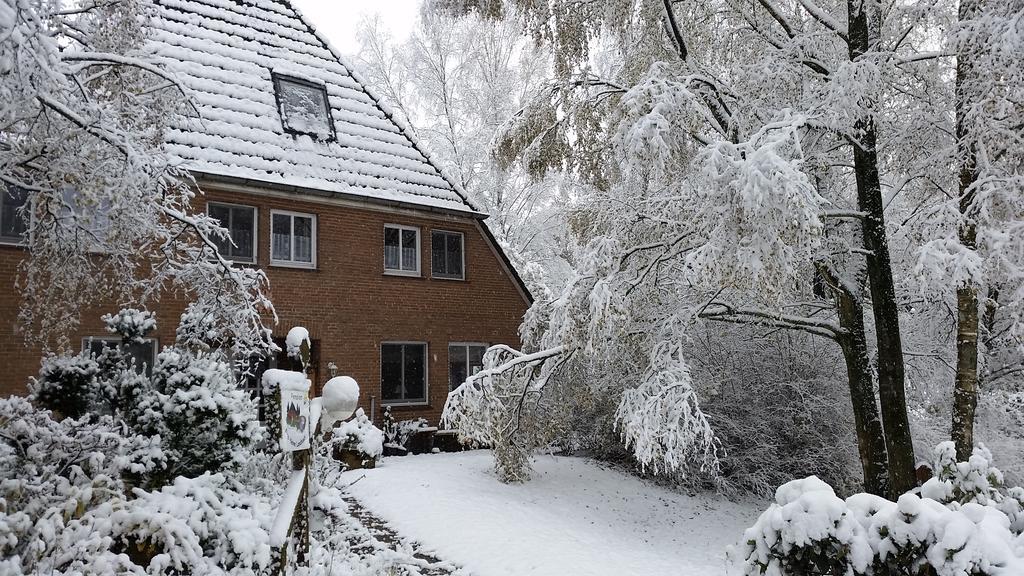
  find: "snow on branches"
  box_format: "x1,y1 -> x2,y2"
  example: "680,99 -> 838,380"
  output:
0,0 -> 274,356
691,118 -> 826,296
443,345 -> 566,482
614,342 -> 720,476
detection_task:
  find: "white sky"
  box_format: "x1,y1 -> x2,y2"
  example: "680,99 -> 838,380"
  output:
292,0 -> 421,55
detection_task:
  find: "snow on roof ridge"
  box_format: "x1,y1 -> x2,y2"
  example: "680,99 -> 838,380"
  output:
283,0 -> 484,214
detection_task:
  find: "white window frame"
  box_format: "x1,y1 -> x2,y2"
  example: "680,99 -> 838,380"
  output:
381,341 -> 429,406
383,224 -> 421,277
431,229 -> 466,280
82,336 -> 159,374
269,209 -> 317,269
207,201 -> 258,264
0,186 -> 30,246
448,342 -> 488,391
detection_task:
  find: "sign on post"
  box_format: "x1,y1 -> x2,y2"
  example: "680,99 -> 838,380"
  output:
262,368 -> 312,453
280,386 -> 310,452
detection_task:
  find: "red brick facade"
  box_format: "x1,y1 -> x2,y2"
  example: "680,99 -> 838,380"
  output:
0,184 -> 529,426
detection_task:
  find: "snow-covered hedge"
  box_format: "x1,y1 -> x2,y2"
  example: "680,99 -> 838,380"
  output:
0,397 -> 275,576
740,443 -> 1024,575
30,310 -> 262,488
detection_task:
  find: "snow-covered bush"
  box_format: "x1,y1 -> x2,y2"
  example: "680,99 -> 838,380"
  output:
139,348 -> 262,485
0,396 -> 162,573
1,392 -> 275,575
97,474 -> 273,574
740,445 -> 1024,575
381,410 -> 432,451
32,309 -> 262,488
29,353 -> 102,419
330,408 -> 383,470
920,442 -> 1024,535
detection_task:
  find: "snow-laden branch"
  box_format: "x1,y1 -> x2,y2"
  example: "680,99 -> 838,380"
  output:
615,342 -> 720,476
796,0 -> 848,42
700,303 -> 843,340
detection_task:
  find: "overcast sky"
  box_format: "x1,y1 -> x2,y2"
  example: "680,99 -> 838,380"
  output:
292,0 -> 420,55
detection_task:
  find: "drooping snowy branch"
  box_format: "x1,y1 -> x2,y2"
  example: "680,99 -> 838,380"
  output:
614,342 -> 720,476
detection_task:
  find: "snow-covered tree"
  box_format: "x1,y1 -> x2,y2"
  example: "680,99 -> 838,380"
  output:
435,0 -> 1023,498
914,0 -> 1024,461
1,0 -> 274,357
444,344 -> 569,481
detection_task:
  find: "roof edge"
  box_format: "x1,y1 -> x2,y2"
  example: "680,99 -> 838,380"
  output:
193,171 -> 488,219
474,220 -> 535,306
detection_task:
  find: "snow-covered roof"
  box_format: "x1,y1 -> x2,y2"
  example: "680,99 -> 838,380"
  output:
145,0 -> 481,215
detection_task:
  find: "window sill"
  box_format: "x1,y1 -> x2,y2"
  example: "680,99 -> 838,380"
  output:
270,260 -> 317,270
432,274 -> 465,282
382,401 -> 429,408
383,269 -> 421,278
0,239 -> 27,248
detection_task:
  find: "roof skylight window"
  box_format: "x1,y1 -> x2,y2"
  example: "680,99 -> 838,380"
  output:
272,73 -> 334,140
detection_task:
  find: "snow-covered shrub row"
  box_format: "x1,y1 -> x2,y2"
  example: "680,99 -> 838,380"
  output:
0,396 -> 278,575
29,310 -> 261,488
740,444 -> 1024,576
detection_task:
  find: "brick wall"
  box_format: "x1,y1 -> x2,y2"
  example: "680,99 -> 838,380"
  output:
0,186 -> 529,427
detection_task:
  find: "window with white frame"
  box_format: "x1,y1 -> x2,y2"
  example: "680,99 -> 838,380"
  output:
0,186 -> 29,244
449,343 -> 487,391
383,224 -> 419,275
381,342 -> 427,404
270,211 -> 316,267
207,202 -> 256,263
83,337 -> 158,377
272,74 -> 334,140
432,230 -> 464,279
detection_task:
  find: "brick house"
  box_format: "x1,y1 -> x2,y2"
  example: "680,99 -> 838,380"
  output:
0,0 -> 531,426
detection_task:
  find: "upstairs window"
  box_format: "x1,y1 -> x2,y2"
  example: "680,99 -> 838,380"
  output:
272,74 -> 334,140
1,186 -> 29,244
431,230 -> 464,280
383,224 -> 419,275
271,210 -> 316,268
207,202 -> 256,264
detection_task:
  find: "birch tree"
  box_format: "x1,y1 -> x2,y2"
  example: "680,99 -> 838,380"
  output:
430,0 -> 1024,497
918,0 -> 1024,460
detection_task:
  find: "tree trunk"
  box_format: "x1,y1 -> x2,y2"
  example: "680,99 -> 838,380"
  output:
820,265 -> 890,496
952,0 -> 981,462
837,297 -> 891,495
846,0 -> 916,496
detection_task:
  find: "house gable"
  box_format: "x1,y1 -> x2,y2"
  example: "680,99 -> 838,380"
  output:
145,0 -> 532,304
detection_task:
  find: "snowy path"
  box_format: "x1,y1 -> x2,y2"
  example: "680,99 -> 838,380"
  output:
345,451 -> 762,576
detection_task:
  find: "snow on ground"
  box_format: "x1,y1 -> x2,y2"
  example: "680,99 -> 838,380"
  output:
345,451 -> 762,576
